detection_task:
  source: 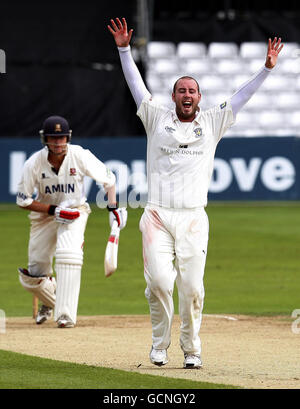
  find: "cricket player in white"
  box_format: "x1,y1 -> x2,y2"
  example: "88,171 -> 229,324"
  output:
17,115 -> 127,328
108,18 -> 283,368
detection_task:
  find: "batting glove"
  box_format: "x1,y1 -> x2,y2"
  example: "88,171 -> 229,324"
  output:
48,205 -> 80,224
107,204 -> 127,230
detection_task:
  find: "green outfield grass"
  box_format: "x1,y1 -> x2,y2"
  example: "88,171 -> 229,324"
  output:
1,202 -> 299,317
0,202 -> 299,389
0,350 -> 237,389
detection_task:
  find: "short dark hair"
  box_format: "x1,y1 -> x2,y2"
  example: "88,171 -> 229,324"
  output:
172,76 -> 200,94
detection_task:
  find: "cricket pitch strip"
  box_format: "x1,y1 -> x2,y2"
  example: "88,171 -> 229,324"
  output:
1,314 -> 299,389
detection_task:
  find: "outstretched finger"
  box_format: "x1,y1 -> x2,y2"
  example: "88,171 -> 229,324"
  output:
122,17 -> 128,33
128,28 -> 133,43
271,37 -> 277,48
277,43 -> 284,54
267,38 -> 271,53
107,24 -> 115,35
110,19 -> 119,32
275,37 -> 282,51
116,17 -> 123,30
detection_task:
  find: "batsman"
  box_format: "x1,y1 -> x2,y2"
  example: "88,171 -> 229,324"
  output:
17,115 -> 127,328
108,17 -> 283,368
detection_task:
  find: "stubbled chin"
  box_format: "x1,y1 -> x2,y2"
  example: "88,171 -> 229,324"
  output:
177,108 -> 194,121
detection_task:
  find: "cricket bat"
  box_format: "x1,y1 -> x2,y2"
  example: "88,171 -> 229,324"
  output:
104,220 -> 120,277
32,295 -> 38,319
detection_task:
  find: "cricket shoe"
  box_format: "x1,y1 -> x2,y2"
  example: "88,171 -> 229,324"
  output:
36,305 -> 52,325
183,354 -> 202,369
149,347 -> 168,366
57,314 -> 74,328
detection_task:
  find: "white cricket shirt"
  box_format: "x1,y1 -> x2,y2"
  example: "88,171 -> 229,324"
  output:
16,144 -> 115,210
137,96 -> 235,208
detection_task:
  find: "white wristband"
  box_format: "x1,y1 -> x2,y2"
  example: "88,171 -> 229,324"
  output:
118,46 -> 131,52
264,66 -> 273,72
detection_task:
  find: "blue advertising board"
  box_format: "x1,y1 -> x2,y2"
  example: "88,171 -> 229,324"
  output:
1,137 -> 299,205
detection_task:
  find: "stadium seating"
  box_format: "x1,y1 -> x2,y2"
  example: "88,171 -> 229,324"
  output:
277,58 -> 300,74
240,42 -> 267,59
146,42 -> 177,59
148,58 -> 179,75
145,40 -> 300,137
183,58 -> 213,75
290,111 -> 300,127
196,74 -> 230,92
208,42 -> 239,59
279,42 -> 299,58
276,92 -> 300,110
243,92 -> 271,111
177,42 -> 207,59
215,59 -> 246,75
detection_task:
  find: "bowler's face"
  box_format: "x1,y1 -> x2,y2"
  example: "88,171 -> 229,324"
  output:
172,78 -> 201,122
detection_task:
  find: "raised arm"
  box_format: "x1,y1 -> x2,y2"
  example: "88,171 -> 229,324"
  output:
108,17 -> 150,108
231,37 -> 284,117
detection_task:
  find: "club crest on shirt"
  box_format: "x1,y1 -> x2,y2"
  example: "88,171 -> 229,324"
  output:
194,127 -> 203,138
70,168 -> 77,176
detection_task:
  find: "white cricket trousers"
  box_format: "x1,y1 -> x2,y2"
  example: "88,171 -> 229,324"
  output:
27,209 -> 89,324
139,205 -> 209,356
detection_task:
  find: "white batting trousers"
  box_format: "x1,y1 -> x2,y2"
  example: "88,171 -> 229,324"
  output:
54,212 -> 89,324
140,205 -> 209,356
27,208 -> 89,324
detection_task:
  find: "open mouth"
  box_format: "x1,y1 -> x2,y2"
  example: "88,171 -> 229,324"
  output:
182,101 -> 192,109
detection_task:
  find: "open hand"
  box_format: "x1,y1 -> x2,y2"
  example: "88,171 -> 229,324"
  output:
108,17 -> 133,48
265,37 -> 284,69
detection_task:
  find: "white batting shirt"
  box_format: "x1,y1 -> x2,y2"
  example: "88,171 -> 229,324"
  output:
17,144 -> 115,214
137,95 -> 235,208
